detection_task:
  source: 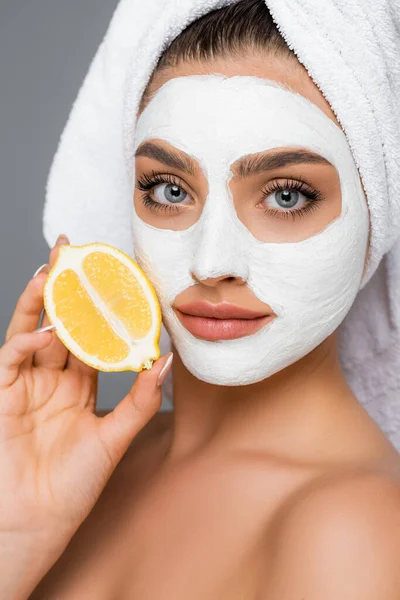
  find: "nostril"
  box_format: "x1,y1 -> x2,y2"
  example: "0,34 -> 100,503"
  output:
190,272 -> 248,286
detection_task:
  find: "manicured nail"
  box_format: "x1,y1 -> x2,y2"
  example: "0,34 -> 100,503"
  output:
55,234 -> 69,247
34,325 -> 56,334
157,352 -> 173,387
32,264 -> 48,278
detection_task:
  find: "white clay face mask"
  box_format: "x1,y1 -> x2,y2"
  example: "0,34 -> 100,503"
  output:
132,75 -> 369,386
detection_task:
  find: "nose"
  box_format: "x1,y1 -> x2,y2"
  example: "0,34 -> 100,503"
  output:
191,240 -> 249,284
191,202 -> 249,284
191,273 -> 247,287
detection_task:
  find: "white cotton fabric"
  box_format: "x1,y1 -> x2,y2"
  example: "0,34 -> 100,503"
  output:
42,0 -> 400,449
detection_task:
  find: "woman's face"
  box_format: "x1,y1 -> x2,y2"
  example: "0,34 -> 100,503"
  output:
131,54 -> 369,386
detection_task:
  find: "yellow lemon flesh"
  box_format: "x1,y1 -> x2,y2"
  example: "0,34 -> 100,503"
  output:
43,242 -> 162,372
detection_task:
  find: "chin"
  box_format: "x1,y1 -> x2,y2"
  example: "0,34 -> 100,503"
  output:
180,350 -> 285,386
166,327 -> 287,387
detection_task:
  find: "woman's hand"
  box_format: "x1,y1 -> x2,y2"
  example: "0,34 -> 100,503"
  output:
0,235 -> 172,599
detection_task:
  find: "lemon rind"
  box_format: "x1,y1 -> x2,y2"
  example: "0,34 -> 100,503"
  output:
43,242 -> 162,372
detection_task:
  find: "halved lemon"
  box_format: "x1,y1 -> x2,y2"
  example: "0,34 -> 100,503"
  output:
43,242 -> 162,372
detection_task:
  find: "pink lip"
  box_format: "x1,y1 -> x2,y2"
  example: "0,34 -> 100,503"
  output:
175,301 -> 269,320
174,302 -> 274,341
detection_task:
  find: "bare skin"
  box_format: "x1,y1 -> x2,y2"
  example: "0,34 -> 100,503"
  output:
29,53 -> 400,599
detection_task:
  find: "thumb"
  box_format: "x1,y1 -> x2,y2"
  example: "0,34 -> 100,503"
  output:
96,352 -> 173,466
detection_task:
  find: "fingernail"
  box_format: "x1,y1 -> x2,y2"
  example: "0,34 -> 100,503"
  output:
34,325 -> 56,334
55,234 -> 69,247
157,352 -> 173,387
32,264 -> 48,278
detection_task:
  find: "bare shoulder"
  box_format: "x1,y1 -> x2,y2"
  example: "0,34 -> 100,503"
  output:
280,467 -> 400,537
264,469 -> 400,599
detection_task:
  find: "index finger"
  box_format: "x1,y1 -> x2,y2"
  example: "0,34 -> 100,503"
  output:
48,234 -> 69,268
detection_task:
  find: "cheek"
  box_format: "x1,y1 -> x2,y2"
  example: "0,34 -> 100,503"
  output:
246,224 -> 367,332
131,214 -> 197,303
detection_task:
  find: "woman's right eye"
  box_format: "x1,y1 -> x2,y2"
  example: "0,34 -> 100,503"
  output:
153,183 -> 190,205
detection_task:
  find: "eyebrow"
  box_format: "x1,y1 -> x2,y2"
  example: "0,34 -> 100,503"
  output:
232,150 -> 333,178
135,142 -> 332,178
135,142 -> 197,176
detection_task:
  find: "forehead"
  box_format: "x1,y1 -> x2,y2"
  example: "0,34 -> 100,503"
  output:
139,55 -> 342,127
134,75 -> 346,168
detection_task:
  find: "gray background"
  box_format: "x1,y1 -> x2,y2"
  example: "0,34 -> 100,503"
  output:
0,0 -> 170,411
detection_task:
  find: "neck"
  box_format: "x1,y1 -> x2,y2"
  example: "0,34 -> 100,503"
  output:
163,333 -> 363,465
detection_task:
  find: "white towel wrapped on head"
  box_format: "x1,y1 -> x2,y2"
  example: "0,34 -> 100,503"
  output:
42,0 -> 400,449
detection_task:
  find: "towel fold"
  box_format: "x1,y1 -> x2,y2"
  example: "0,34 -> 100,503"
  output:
43,0 -> 400,449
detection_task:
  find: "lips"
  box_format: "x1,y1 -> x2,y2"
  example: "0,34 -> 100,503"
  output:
173,301 -> 274,341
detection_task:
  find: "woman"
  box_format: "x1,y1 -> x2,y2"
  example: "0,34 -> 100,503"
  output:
1,1 -> 400,598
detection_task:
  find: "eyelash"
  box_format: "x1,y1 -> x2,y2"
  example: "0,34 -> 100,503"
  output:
259,178 -> 326,221
136,170 -> 326,219
136,171 -> 187,213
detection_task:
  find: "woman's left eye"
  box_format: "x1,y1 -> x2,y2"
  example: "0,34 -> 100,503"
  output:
153,183 -> 189,205
263,188 -> 307,211
259,180 -> 325,218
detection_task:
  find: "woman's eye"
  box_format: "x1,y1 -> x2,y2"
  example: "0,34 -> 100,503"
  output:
263,188 -> 307,211
153,183 -> 189,205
